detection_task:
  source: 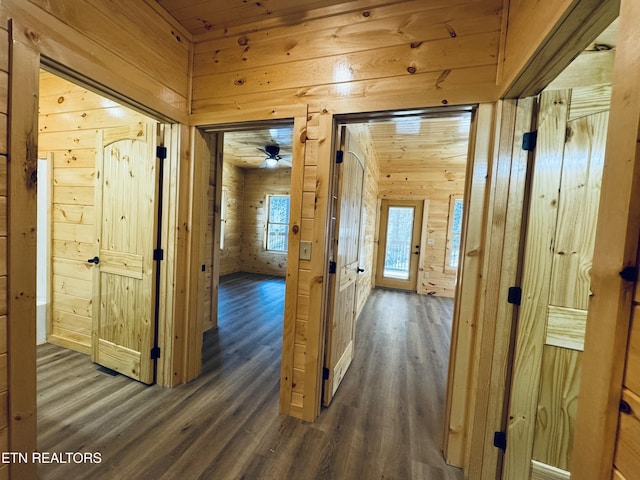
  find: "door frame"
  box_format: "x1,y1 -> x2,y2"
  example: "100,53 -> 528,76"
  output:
375,199 -> 424,291
7,21 -> 185,477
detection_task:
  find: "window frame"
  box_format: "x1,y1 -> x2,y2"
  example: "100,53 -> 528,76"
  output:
445,194 -> 464,272
264,194 -> 290,252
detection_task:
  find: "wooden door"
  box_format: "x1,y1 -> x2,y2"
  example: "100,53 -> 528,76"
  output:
504,90 -> 609,479
375,199 -> 423,290
323,128 -> 365,406
91,122 -> 159,384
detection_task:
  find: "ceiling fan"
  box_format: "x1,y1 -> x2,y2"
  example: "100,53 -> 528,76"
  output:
257,145 -> 292,168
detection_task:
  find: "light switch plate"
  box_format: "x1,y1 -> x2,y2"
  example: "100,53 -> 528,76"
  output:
300,241 -> 312,260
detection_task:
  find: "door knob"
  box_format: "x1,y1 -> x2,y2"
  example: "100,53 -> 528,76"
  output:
87,256 -> 100,264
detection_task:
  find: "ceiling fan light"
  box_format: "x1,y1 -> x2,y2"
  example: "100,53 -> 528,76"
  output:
265,157 -> 278,168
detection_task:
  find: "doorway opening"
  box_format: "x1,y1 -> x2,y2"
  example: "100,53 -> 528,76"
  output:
199,123 -> 294,387
34,64 -> 180,469
320,108 -> 474,462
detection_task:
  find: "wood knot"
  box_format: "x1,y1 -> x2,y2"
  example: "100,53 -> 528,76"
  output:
25,29 -> 39,43
57,96 -> 65,104
407,66 -> 417,74
441,99 -> 448,105
292,224 -> 299,234
238,35 -> 249,46
410,42 -> 423,49
362,11 -> 371,17
234,78 -> 245,86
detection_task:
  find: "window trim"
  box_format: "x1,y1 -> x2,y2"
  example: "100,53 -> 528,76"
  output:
265,194 -> 290,252
220,188 -> 227,251
445,194 -> 464,272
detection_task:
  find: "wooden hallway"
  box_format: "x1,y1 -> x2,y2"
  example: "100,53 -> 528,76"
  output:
37,273 -> 462,479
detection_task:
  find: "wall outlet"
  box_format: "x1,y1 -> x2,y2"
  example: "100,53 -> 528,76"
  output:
300,241 -> 312,260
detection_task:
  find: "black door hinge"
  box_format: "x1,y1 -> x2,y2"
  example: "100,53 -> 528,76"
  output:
151,346 -> 161,360
156,145 -> 167,160
153,249 -> 164,261
522,131 -> 537,151
619,266 -> 639,282
507,286 -> 522,306
329,261 -> 337,274
323,367 -> 330,380
335,150 -> 344,164
494,431 -> 507,451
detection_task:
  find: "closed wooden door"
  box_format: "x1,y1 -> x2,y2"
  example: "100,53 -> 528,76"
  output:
375,199 -> 423,290
504,90 -> 609,479
91,122 -> 159,384
323,128 -> 365,406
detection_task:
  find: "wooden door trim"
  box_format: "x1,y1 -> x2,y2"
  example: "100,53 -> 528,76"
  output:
572,1 -> 640,477
7,20 -> 39,479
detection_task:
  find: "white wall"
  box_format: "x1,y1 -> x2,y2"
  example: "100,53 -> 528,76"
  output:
36,158 -> 48,345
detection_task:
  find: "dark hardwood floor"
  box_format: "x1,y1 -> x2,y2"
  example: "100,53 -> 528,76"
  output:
37,272 -> 463,479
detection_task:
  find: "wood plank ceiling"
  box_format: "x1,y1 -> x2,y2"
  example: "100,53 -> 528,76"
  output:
217,114 -> 471,171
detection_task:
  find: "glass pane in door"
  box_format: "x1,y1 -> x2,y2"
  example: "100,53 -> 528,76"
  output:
383,206 -> 415,279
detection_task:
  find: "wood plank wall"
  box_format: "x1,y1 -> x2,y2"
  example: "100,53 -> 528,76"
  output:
220,162 -> 245,275
344,124 -> 379,317
38,71 -> 150,354
190,0 -> 503,121
241,168 -> 291,276
0,19 -> 8,480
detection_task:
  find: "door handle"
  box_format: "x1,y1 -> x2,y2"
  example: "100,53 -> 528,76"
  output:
87,256 -> 100,264
357,267 -> 365,273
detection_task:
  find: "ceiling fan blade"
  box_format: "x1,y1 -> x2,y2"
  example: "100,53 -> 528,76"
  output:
257,147 -> 269,156
279,158 -> 292,167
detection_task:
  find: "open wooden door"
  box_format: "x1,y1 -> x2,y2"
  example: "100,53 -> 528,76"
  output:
323,126 -> 365,406
91,121 -> 160,384
504,89 -> 609,479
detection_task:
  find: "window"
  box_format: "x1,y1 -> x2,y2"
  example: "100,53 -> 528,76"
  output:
266,195 -> 290,252
220,189 -> 227,250
446,195 -> 464,269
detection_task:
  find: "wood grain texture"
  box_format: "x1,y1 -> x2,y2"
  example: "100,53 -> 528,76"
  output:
572,2 -> 640,477
549,112 -> 608,310
499,0 -> 619,97
624,307 -> 640,394
241,168 -> 291,276
36,274 -> 463,480
444,103 -> 494,468
8,33 -> 39,479
531,460 -> 570,480
190,0 -> 502,116
505,90 -> 569,480
40,71 -> 152,352
614,389 -> 640,479
532,346 -> 582,470
220,162 -> 245,275
8,0 -> 190,121
545,306 -> 588,351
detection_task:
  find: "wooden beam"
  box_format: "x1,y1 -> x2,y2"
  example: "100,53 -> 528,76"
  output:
7,22 -> 38,479
572,0 -> 640,477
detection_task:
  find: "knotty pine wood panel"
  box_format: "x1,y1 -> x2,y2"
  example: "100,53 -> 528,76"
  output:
220,162 -> 245,276
193,2 -> 502,77
40,71 -> 151,353
22,0 -> 190,106
549,111 -> 608,310
625,307 -> 640,394
190,1 -> 502,116
241,168 -> 291,276
532,346 -> 582,471
194,32 -> 499,101
615,388 -> 640,479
